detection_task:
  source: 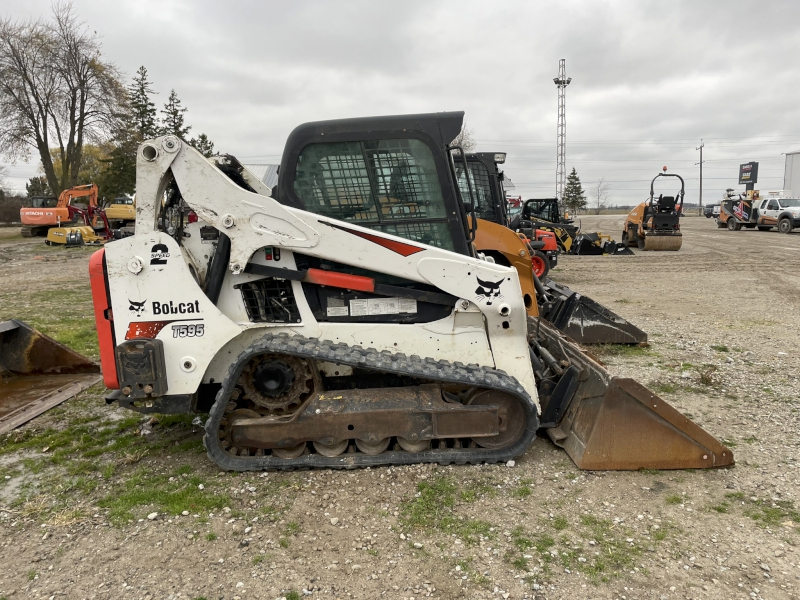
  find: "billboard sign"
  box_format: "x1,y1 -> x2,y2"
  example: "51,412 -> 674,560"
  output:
739,162 -> 759,185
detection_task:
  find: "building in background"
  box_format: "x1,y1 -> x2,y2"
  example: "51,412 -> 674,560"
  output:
785,151 -> 800,196
243,164 -> 280,190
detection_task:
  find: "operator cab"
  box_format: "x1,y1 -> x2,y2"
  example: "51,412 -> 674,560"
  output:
275,112 -> 473,257
453,152 -> 509,225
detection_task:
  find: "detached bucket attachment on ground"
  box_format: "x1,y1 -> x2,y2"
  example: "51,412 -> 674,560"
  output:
530,318 -> 734,470
570,232 -> 633,256
642,233 -> 682,251
538,279 -> 647,345
0,320 -> 101,435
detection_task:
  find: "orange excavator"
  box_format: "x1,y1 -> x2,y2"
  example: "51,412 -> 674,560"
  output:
20,183 -> 99,238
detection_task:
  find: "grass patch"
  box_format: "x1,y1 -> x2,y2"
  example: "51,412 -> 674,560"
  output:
400,475 -> 493,544
285,592 -> 300,600
697,365 -> 718,386
459,477 -> 499,503
745,499 -> 800,529
711,345 -> 729,352
652,381 -> 678,394
96,468 -> 232,525
283,521 -> 300,536
552,515 -> 569,531
665,494 -> 684,505
205,532 -> 217,541
511,478 -> 532,499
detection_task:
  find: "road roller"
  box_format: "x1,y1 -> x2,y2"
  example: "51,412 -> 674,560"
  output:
622,168 -> 684,251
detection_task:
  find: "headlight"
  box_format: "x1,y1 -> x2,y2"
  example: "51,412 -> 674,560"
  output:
792,211 -> 800,218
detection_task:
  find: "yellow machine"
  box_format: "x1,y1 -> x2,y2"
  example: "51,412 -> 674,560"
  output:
104,196 -> 136,226
623,170 -> 684,251
45,207 -> 111,246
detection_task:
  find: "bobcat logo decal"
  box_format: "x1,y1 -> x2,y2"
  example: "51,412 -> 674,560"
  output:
129,299 -> 147,316
475,277 -> 504,306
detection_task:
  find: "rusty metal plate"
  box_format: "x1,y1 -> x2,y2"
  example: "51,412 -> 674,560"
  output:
1,320 -> 101,434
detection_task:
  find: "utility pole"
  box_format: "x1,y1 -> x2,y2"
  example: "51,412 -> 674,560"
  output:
695,139 -> 704,215
554,59 -> 571,203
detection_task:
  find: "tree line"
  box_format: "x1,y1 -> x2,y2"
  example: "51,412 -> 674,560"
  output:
0,4 -> 214,202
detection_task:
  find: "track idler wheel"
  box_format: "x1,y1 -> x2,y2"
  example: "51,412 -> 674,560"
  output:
467,389 -> 527,449
355,438 -> 391,455
397,437 -> 431,452
313,439 -> 349,457
272,442 -> 307,459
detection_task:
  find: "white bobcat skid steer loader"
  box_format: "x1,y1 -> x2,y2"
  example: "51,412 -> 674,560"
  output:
90,113 -> 733,471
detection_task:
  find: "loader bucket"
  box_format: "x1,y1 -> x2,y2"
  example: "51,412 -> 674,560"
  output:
538,279 -> 647,345
531,318 -> 734,470
0,320 -> 101,435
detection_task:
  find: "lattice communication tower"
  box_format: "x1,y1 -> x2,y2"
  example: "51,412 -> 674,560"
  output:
553,59 -> 572,201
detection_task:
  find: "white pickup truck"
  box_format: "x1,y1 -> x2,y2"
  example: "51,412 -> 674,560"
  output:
754,192 -> 800,233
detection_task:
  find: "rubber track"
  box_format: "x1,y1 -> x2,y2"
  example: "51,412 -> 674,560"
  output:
204,333 -> 539,471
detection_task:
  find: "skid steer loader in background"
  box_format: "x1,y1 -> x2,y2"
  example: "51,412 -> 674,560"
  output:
623,169 -> 684,251
90,112 -> 732,471
453,152 -> 646,345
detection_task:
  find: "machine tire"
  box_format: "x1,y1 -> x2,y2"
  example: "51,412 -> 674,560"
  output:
636,235 -> 645,250
778,218 -> 793,234
530,249 -> 549,280
726,218 -> 740,231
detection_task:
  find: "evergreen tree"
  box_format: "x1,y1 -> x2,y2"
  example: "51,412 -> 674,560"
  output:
189,133 -> 215,157
562,168 -> 587,214
96,66 -> 157,197
26,176 -> 52,198
128,66 -> 159,139
160,89 -> 191,138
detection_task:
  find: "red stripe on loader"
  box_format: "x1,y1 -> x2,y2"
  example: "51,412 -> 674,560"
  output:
88,249 -> 119,389
304,268 -> 375,292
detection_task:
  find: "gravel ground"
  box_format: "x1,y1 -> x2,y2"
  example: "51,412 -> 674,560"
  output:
0,216 -> 799,600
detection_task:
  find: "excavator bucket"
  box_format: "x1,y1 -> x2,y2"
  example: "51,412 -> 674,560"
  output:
0,320 -> 101,435
538,279 -> 647,345
641,233 -> 682,251
531,318 -> 734,470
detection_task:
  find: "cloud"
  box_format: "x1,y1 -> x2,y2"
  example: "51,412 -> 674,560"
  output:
2,0 -> 799,202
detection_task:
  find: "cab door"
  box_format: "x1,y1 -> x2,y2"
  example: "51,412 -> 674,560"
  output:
759,199 -> 780,226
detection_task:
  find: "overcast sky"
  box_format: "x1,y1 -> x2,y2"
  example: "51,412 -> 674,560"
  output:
2,0 -> 800,205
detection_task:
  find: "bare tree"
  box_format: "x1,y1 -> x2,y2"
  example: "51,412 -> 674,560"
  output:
0,3 -> 123,195
591,177 -> 611,215
451,121 -> 477,153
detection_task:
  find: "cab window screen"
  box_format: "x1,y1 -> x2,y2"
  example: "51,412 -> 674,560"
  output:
294,139 -> 453,249
526,200 -> 558,222
454,160 -> 496,221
